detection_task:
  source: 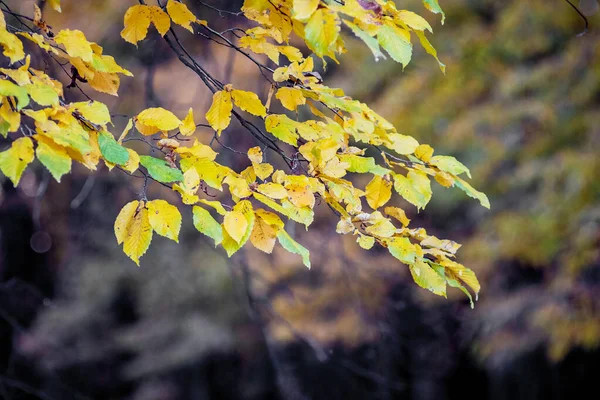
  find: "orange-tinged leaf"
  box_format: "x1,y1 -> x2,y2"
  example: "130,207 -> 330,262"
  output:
250,215 -> 278,253
121,5 -> 171,46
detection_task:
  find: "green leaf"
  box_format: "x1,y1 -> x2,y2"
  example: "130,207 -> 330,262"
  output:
339,154 -> 390,176
343,20 -> 386,61
422,0 -> 445,24
377,24 -> 412,68
454,176 -> 490,209
139,155 -> 183,183
430,155 -> 471,178
0,80 -> 29,110
192,205 -> 223,246
277,229 -> 311,269
98,130 -> 129,165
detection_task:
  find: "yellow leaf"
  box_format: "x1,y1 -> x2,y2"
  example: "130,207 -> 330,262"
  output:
173,167 -> 200,205
276,87 -> 306,111
114,200 -> 139,245
147,199 -> 182,242
122,148 -> 140,173
176,139 -> 217,161
357,234 -> 375,250
365,175 -> 392,210
247,146 -> 263,164
16,32 -> 56,55
255,209 -> 284,229
224,174 -> 253,198
167,0 -> 197,33
250,214 -> 278,253
120,201 -> 153,266
205,90 -> 233,135
199,199 -> 227,215
0,100 -> 20,133
55,29 -> 93,62
0,26 -> 25,63
414,144 -> 433,162
292,0 -> 320,21
224,210 -> 248,244
47,0 -> 61,12
384,206 -> 410,227
70,101 -> 111,126
121,5 -> 171,46
231,89 -> 267,117
257,182 -> 287,199
0,137 -> 34,186
222,200 -> 255,256
179,107 -> 196,136
118,118 -> 134,143
137,107 -> 182,132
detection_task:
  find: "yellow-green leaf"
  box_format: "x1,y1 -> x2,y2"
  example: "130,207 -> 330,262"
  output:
35,135 -> 71,182
277,230 -> 311,269
0,137 -> 34,186
393,170 -> 432,210
377,24 -> 412,68
410,260 -> 447,297
192,205 -> 223,246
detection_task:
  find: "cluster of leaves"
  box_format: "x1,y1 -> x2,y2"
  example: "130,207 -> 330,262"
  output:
346,0 -> 599,359
0,0 -> 488,302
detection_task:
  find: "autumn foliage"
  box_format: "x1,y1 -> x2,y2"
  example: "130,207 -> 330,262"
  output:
0,0 -> 489,302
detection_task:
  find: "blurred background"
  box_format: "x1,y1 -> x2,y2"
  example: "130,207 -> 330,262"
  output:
1,0 -> 599,399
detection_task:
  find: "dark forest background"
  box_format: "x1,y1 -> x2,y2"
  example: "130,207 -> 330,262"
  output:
1,0 -> 599,399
